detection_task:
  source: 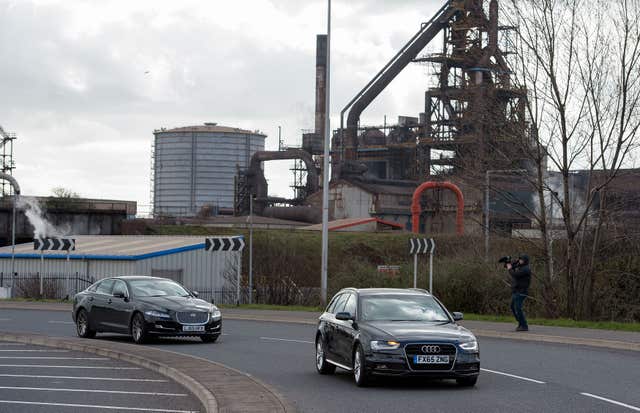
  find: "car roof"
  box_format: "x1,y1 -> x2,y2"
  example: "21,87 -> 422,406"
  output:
101,276 -> 168,281
338,288 -> 431,297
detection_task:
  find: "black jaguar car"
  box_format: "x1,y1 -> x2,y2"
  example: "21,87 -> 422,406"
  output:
72,276 -> 222,344
315,288 -> 480,387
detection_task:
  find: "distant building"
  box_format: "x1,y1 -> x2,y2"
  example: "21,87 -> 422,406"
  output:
152,123 -> 266,217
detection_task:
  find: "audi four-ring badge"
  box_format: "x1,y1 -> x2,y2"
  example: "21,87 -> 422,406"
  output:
72,276 -> 222,344
315,288 -> 480,387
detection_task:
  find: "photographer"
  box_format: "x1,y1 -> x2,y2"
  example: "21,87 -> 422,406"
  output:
506,254 -> 531,332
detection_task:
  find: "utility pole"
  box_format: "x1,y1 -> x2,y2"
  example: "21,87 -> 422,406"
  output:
320,0 -> 331,306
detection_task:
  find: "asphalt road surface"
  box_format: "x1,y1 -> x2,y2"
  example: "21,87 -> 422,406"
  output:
0,340 -> 203,412
1,309 -> 639,413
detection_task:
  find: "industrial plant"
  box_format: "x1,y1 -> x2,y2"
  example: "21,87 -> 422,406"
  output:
150,0 -> 639,235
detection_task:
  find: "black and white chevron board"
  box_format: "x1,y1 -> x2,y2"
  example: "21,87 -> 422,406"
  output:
205,236 -> 245,252
33,237 -> 76,251
408,238 -> 435,255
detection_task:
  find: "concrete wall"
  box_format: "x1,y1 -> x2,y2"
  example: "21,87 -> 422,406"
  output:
330,183 -> 372,220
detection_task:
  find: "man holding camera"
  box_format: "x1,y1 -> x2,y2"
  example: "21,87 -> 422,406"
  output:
507,254 -> 531,332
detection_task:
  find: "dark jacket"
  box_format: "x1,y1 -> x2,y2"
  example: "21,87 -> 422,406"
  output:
509,255 -> 531,294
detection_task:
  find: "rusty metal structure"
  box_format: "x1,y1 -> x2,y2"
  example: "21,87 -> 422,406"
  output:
333,0 -> 529,183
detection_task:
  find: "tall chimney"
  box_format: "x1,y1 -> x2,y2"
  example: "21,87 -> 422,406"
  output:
315,34 -> 328,140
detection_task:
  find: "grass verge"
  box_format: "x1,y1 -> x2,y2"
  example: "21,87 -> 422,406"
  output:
0,298 -> 70,304
218,303 -> 323,312
464,313 -> 640,332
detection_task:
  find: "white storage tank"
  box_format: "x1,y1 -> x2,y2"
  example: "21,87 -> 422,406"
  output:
153,123 -> 266,217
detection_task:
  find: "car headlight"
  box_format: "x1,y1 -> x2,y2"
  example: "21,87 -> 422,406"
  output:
209,307 -> 221,320
144,310 -> 171,319
459,339 -> 478,352
370,340 -> 401,351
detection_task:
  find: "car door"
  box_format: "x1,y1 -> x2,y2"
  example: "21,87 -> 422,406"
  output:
91,279 -> 115,331
335,293 -> 358,366
107,280 -> 134,333
326,293 -> 348,359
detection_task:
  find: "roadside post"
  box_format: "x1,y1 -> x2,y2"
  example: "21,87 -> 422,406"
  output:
205,236 -> 246,305
33,237 -> 76,296
408,238 -> 436,292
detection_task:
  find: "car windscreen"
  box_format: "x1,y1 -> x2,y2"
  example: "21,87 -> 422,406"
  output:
128,280 -> 190,298
360,295 -> 450,322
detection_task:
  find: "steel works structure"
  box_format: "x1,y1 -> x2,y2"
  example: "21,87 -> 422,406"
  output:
334,0 -> 529,183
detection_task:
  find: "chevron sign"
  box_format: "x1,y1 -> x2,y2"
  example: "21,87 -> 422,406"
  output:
33,237 -> 76,251
409,238 -> 435,255
205,236 -> 245,252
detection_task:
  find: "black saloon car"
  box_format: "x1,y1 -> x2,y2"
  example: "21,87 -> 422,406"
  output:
315,288 -> 480,387
72,276 -> 222,344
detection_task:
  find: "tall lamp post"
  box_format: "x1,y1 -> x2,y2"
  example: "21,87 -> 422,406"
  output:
320,0 -> 331,306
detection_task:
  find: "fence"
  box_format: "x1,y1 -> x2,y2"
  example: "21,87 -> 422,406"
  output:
1,273 -> 96,300
194,286 -> 320,306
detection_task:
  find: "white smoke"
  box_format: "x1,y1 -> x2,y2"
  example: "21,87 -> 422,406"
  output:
17,197 -> 70,238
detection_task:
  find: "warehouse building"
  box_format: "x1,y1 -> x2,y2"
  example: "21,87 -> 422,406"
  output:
0,235 -> 242,303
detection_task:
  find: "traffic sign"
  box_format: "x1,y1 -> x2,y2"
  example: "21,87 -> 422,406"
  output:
205,236 -> 245,252
409,238 -> 435,255
33,237 -> 76,251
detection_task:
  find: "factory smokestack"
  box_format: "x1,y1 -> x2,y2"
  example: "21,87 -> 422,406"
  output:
315,34 -> 328,140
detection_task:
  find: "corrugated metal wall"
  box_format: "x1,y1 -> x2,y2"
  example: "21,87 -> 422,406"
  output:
0,250 -> 240,302
153,129 -> 265,216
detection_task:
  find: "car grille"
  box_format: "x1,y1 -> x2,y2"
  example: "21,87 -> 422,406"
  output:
176,311 -> 208,324
404,343 -> 457,371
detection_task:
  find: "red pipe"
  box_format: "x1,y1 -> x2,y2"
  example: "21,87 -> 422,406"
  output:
411,181 -> 465,235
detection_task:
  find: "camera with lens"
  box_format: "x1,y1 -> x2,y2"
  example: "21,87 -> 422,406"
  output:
498,256 -> 520,269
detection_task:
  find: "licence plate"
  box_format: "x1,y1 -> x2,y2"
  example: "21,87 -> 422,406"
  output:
413,355 -> 449,364
182,325 -> 205,332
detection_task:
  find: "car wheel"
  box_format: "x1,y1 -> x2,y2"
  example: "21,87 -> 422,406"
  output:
131,313 -> 148,344
353,345 -> 370,387
456,376 -> 478,387
200,334 -> 219,343
315,337 -> 335,374
75,309 -> 96,339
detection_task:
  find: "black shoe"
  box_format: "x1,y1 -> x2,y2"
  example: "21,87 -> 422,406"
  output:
516,326 -> 529,332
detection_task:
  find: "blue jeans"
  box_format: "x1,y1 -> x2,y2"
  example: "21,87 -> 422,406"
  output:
510,293 -> 528,329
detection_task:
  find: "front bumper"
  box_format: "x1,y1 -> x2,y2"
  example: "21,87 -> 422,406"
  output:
364,349 -> 480,378
144,317 -> 222,336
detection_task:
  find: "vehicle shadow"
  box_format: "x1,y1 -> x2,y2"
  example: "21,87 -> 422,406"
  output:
330,370 -> 475,391
96,334 -> 215,346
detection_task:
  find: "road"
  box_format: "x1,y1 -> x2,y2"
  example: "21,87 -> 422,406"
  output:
0,339 -> 203,412
1,308 -> 639,413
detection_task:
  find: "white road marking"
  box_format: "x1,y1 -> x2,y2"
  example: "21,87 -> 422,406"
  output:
0,350 -> 69,352
0,357 -> 108,360
0,364 -> 140,370
0,318 -> 10,321
0,343 -> 24,346
581,392 -> 640,411
0,374 -> 168,382
260,336 -> 314,344
480,368 -> 546,384
0,401 -> 198,413
0,386 -> 187,397
48,320 -> 74,324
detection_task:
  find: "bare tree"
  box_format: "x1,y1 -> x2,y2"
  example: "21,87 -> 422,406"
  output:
504,0 -> 640,318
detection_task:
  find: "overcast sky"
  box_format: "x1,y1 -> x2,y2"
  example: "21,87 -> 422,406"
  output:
1,0 -> 443,215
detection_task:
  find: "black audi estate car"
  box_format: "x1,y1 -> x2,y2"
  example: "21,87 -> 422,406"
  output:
315,288 -> 480,387
72,276 -> 222,344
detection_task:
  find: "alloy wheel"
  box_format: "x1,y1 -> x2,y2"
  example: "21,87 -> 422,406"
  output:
354,350 -> 361,382
316,341 -> 324,370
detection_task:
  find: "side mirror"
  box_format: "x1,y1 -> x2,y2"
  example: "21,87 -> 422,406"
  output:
114,292 -> 126,299
192,291 -> 199,298
335,312 -> 354,321
452,312 -> 464,321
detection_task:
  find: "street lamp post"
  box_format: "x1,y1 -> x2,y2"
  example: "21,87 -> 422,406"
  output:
320,0 -> 331,306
